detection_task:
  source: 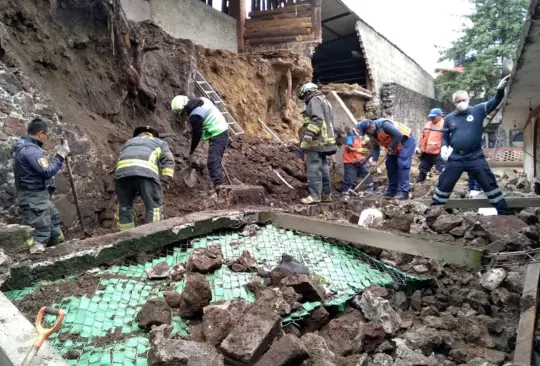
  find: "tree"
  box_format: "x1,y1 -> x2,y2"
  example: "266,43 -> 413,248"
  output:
436,0 -> 528,104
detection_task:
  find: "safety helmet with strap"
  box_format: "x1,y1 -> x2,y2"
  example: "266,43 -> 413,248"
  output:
133,126 -> 159,138
298,83 -> 319,100
171,95 -> 189,114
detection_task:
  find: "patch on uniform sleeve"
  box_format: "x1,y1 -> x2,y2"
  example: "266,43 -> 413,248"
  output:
38,158 -> 49,168
466,115 -> 474,122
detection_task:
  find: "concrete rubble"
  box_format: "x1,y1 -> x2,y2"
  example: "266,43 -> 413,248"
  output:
187,245 -> 224,274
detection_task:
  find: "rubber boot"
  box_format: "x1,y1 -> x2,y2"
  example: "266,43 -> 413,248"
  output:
394,192 -> 409,200
416,172 -> 427,183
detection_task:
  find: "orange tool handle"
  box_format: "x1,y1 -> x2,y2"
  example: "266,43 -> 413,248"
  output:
34,307 -> 65,347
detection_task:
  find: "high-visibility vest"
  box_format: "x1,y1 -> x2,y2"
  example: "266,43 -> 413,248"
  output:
420,120 -> 444,155
343,135 -> 368,164
374,119 -> 411,153
189,97 -> 229,140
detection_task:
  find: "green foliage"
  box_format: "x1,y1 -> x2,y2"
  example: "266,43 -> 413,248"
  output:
436,0 -> 528,103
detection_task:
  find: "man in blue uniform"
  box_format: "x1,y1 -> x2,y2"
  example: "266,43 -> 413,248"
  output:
12,118 -> 70,253
432,76 -> 510,214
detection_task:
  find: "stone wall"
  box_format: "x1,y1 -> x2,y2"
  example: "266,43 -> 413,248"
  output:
356,20 -> 435,100
121,0 -> 238,52
381,83 -> 438,141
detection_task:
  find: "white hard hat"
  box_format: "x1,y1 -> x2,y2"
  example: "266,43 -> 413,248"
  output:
171,95 -> 189,113
298,82 -> 319,99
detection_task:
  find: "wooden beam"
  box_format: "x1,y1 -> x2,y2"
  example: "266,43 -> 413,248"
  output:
311,0 -> 322,42
513,254 -> 540,366
261,213 -> 485,267
245,34 -> 314,45
250,10 -> 311,20
229,0 -> 246,49
322,11 -> 351,24
245,27 -> 312,39
249,3 -> 311,17
245,16 -> 311,28
415,197 -> 540,209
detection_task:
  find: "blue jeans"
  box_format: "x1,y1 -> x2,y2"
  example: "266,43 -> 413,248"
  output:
342,164 -> 372,195
432,150 -> 508,215
385,136 -> 416,194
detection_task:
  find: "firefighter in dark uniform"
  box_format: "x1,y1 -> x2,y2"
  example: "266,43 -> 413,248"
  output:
170,95 -> 229,192
12,118 -> 70,254
115,126 -> 175,230
432,75 -> 511,215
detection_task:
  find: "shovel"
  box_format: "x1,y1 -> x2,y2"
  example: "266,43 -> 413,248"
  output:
21,307 -> 65,366
181,166 -> 197,188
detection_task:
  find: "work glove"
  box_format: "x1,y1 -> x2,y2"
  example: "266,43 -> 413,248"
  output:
440,146 -> 453,162
497,75 -> 511,90
332,162 -> 340,170
56,140 -> 70,159
160,176 -> 171,191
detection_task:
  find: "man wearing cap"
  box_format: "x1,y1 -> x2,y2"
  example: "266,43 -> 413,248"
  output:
115,126 -> 175,230
416,108 -> 445,183
432,75 -> 511,215
357,118 -> 416,200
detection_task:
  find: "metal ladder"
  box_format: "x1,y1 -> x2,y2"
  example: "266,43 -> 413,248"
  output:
195,71 -> 244,136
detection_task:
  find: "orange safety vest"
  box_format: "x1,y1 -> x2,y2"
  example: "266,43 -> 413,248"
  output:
375,121 -> 412,153
420,120 -> 444,155
343,135 -> 366,164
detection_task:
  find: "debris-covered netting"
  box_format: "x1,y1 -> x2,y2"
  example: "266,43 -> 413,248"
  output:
5,225 -> 426,365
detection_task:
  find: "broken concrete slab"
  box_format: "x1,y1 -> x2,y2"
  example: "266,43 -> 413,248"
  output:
480,268 -> 507,291
254,334 -> 308,366
219,306 -> 281,365
136,298 -> 171,329
188,245 -> 223,274
218,185 -> 266,206
2,209 -> 268,290
178,273 -> 212,318
148,324 -> 224,365
280,274 -> 325,302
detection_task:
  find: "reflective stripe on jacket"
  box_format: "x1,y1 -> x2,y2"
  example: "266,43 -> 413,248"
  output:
420,120 -> 444,155
343,135 -> 370,164
115,134 -> 175,182
374,119 -> 411,152
300,92 -> 337,153
189,97 -> 229,140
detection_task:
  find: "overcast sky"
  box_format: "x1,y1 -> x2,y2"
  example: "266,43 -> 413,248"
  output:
342,0 -> 473,74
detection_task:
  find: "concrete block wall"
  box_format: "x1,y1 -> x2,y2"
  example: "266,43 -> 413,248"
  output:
122,0 -> 238,52
356,20 -> 435,100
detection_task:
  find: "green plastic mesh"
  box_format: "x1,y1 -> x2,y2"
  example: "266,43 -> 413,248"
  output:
5,224 -> 426,365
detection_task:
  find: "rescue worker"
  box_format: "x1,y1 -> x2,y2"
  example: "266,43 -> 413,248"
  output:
115,126 -> 175,230
170,95 -> 229,190
417,108 -> 445,183
432,75 -> 511,215
12,118 -> 70,254
357,118 -> 416,200
342,126 -> 373,201
297,83 -> 337,204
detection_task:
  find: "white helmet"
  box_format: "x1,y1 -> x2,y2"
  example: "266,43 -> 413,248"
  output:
298,82 -> 319,99
171,95 -> 189,113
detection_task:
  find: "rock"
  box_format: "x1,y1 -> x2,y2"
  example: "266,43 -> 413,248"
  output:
358,208 -> 384,228
0,248 -> 12,286
467,289 -> 490,308
425,206 -> 444,226
392,291 -> 408,311
466,358 -> 496,366
281,286 -> 302,310
480,268 -> 507,291
364,285 -> 389,298
413,264 -> 429,274
373,353 -> 394,366
423,316 -> 443,329
227,250 -> 258,272
245,275 -> 265,293
303,306 -> 330,333
300,333 -> 337,363
163,291 -> 181,308
361,322 -> 387,353
170,263 -> 186,281
254,334 -> 308,366
217,184 -> 265,205
178,274 -> 212,318
241,224 -> 260,237
320,315 -> 364,356
0,224 -> 32,255
146,262 -> 170,280
449,347 -> 506,365
254,287 -> 291,316
359,291 -> 401,334
402,326 -> 442,356
187,245 -> 223,273
520,226 -> 540,242
270,254 -> 309,285
202,304 -> 233,346
449,225 -> 468,238
503,271 -> 523,294
410,290 -> 422,312
393,337 -> 438,365
431,215 -> 463,233
375,340 -> 395,354
219,306 -> 281,364
137,298 -> 172,329
490,287 -> 509,306
518,209 -> 538,225
148,325 -> 224,365
280,274 -> 325,302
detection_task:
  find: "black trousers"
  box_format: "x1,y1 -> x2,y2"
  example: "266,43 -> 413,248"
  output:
115,176 -> 163,230
208,130 -> 229,187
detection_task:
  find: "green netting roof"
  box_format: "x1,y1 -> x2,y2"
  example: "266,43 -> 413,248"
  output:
5,224 -> 426,365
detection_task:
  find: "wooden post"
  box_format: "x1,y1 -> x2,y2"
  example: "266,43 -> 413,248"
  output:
230,0 -> 246,49
311,0 -> 322,42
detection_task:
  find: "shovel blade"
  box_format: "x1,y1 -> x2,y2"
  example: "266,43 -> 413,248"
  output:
181,168 -> 197,188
